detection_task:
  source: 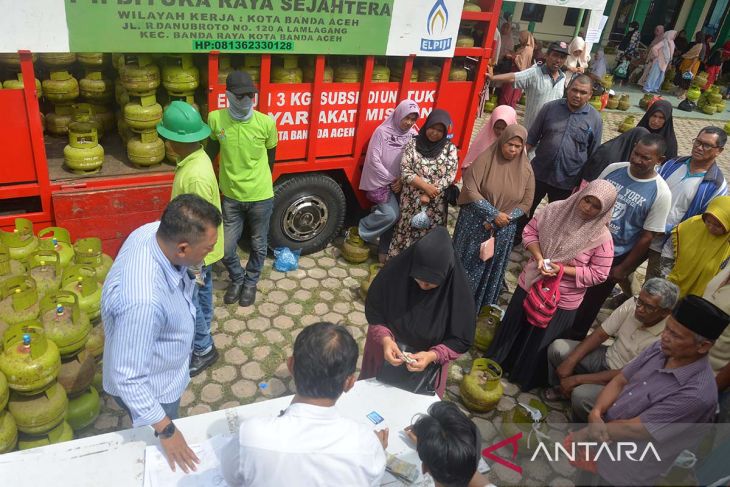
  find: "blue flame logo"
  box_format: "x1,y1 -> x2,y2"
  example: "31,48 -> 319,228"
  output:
427,0 -> 449,36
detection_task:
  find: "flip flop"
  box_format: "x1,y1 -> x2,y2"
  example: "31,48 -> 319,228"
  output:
541,386 -> 566,402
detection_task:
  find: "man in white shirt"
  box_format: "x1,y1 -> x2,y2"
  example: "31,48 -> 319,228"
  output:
221,322 -> 387,486
545,278 -> 679,421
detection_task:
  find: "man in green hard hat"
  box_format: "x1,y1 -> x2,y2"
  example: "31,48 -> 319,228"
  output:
158,100 -> 224,377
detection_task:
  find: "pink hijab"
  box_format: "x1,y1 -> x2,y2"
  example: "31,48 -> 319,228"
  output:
359,99 -> 420,191
524,180 -> 617,286
462,105 -> 517,168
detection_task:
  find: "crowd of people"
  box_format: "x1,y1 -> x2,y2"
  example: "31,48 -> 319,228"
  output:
95,34 -> 730,483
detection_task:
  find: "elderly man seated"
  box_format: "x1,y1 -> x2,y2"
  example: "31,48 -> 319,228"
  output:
220,322 -> 388,486
544,278 -> 679,421
570,295 -> 729,486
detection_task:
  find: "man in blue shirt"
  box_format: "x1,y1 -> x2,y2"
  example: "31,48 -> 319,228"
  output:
568,133 -> 672,340
525,74 -> 603,216
102,194 -> 221,473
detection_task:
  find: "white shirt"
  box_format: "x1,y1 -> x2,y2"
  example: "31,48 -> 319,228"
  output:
220,402 -> 386,487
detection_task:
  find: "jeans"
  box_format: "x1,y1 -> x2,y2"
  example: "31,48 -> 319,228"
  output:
113,395 -> 181,422
221,195 -> 274,287
192,265 -> 214,355
358,191 -> 399,244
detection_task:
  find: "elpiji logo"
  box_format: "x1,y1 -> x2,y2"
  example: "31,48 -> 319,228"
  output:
421,0 -> 452,52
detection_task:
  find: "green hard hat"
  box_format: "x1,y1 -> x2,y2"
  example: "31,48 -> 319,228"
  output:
157,100 -> 211,143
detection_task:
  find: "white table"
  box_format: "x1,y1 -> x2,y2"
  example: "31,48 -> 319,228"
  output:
0,379 -> 439,486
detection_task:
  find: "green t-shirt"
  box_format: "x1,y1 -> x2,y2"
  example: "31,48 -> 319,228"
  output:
170,146 -> 224,266
208,109 -> 278,202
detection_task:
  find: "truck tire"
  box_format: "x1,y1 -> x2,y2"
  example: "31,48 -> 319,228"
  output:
269,173 -> 347,255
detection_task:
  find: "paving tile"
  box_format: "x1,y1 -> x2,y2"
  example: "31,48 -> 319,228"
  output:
225,347 -> 249,365
236,331 -> 258,347
212,365 -> 238,383
319,290 -> 335,301
300,277 -> 320,290
278,278 -> 297,291
292,289 -> 312,301
188,404 -> 212,416
257,279 -> 276,292
283,302 -> 303,316
252,346 -> 271,361
94,414 -> 119,430
213,333 -> 233,349
308,268 -> 327,279
201,383 -> 224,403
273,315 -> 295,330
297,256 -> 317,269
223,318 -> 247,334
180,389 -> 196,408
347,310 -> 367,326
263,329 -> 285,343
327,267 -> 348,279
247,316 -> 271,330
266,290 -> 289,304
231,380 -> 258,400
241,362 -> 265,380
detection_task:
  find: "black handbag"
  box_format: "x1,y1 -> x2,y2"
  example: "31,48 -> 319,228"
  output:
376,343 -> 442,396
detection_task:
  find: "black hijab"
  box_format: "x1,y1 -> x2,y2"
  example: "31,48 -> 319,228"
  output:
637,100 -> 678,159
365,226 -> 475,353
415,109 -> 452,159
580,127 -> 650,182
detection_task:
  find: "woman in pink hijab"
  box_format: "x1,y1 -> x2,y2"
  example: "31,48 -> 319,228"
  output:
462,105 -> 517,169
642,30 -> 677,93
639,24 -> 665,85
358,99 -> 420,262
487,180 -> 617,390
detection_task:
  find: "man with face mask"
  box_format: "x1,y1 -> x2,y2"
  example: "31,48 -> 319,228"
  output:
206,71 -> 278,307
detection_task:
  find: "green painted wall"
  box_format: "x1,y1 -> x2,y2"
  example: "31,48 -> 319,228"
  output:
684,0 -> 707,36
631,0 -> 651,26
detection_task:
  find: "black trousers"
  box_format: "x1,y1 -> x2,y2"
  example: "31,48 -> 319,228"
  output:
563,252 -> 630,341
514,179 -> 574,246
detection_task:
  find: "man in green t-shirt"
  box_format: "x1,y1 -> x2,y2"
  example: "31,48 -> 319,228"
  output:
158,101 -> 224,376
206,71 -> 278,307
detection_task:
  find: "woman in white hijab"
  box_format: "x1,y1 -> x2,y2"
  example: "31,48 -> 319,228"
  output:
565,37 -> 591,87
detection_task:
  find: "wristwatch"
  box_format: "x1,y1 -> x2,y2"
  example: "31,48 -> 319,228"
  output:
154,421 -> 176,439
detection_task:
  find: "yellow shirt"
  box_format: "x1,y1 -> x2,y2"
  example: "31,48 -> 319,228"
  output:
600,298 -> 666,370
170,146 -> 224,266
208,109 -> 278,202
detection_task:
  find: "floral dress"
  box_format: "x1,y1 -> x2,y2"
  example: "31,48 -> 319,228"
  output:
388,139 -> 458,258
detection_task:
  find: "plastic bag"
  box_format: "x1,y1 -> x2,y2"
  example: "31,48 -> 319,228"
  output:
273,247 -> 301,272
410,206 -> 431,229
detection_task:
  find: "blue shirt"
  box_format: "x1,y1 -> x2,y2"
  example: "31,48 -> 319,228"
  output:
101,222 -> 196,427
599,162 -> 672,257
527,99 -> 603,190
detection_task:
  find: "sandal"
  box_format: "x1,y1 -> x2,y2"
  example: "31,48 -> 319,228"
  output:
541,386 -> 566,402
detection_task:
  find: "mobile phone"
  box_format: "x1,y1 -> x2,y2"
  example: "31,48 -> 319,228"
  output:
367,411 -> 385,425
543,258 -> 552,271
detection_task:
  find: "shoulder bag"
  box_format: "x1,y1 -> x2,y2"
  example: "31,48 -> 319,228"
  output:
523,263 -> 564,329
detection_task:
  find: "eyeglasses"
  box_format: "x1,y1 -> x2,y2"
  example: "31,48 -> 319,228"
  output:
633,295 -> 659,313
692,138 -> 720,151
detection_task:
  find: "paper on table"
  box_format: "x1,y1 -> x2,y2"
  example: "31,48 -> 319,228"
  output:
143,435 -> 232,487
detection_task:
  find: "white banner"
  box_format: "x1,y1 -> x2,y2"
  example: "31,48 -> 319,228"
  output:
386,0 -> 465,58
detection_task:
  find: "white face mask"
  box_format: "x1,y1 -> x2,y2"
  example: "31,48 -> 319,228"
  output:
226,91 -> 254,121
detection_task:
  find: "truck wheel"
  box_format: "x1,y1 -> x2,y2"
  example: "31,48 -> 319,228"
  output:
270,174 -> 346,255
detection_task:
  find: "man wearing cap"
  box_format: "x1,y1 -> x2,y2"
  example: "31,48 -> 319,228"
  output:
487,41 -> 568,130
158,101 -> 224,376
206,71 -> 278,307
572,295 -> 730,486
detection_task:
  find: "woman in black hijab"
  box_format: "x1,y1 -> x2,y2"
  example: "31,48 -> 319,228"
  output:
636,99 -> 678,159
359,227 -> 476,397
579,127 -> 650,183
387,109 -> 459,258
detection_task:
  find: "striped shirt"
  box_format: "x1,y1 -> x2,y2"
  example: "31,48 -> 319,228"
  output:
514,64 -> 566,131
518,215 -> 614,310
102,222 -> 196,427
598,341 -> 717,485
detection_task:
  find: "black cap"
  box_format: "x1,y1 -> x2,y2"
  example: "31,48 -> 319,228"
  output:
226,70 -> 258,95
672,295 -> 730,341
547,41 -> 570,56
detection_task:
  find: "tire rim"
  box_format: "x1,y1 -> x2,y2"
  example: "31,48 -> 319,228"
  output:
282,195 -> 329,242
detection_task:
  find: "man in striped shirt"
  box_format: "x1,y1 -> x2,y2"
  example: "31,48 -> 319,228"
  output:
487,41 -> 569,130
572,296 -> 729,485
102,194 -> 221,473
